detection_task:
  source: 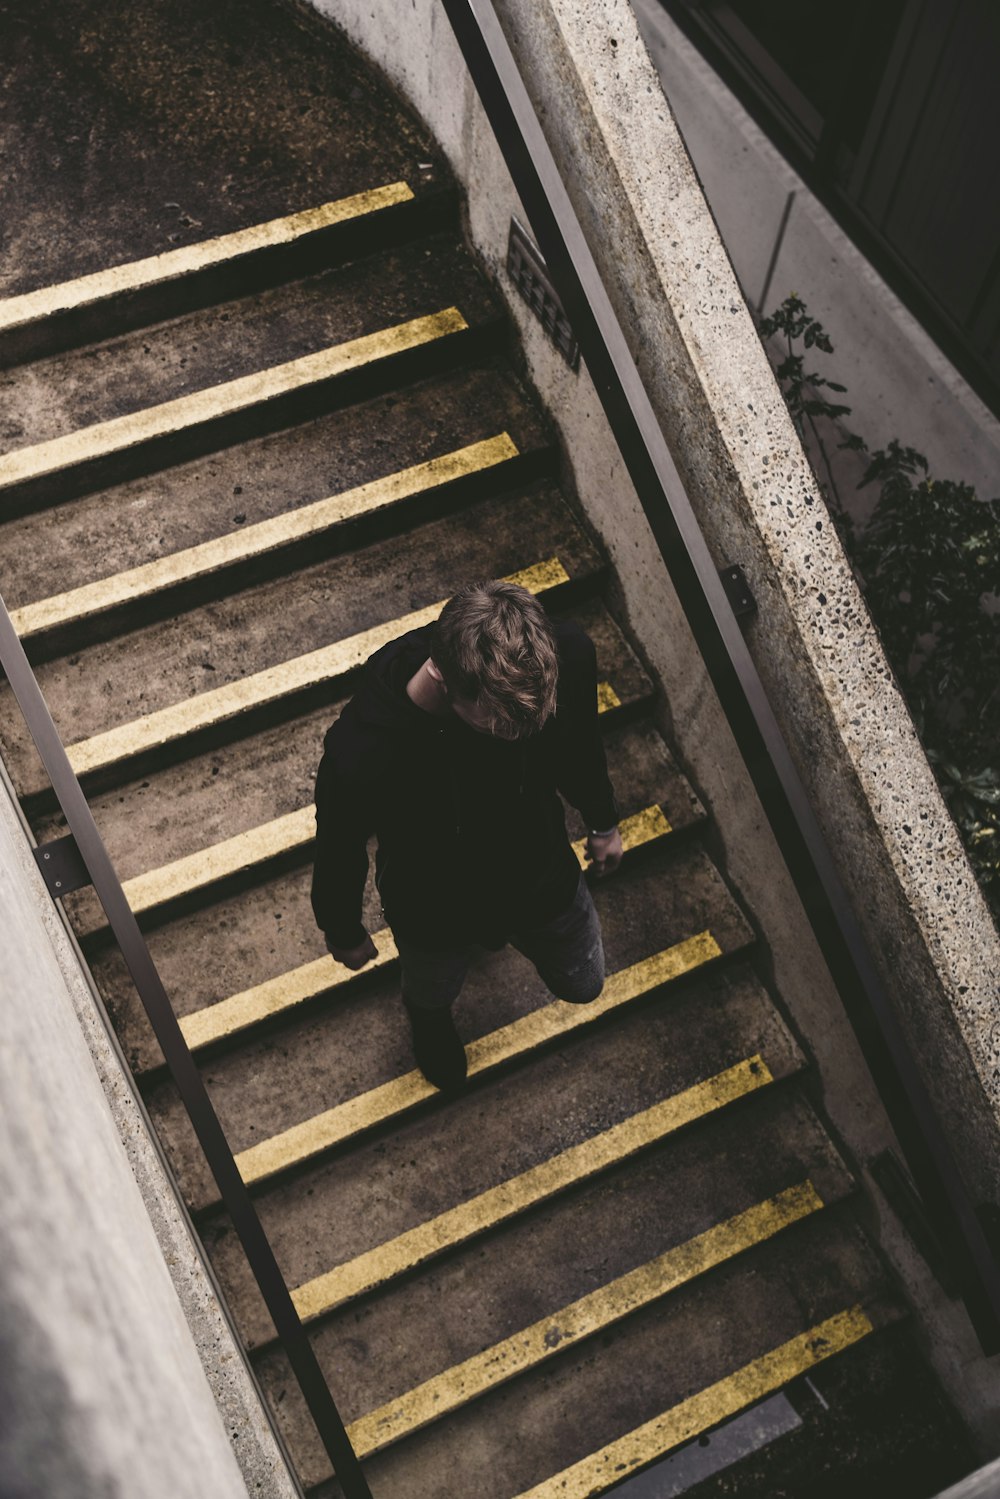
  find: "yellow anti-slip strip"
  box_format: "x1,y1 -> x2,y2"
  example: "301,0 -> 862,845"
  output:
235,931 -> 719,1188
175,802 -> 674,1052
512,1305 -> 875,1499
0,305 -> 467,492
288,1055 -> 772,1323
121,688 -> 635,919
0,184 -> 414,333
65,557 -> 570,779
348,1181 -> 825,1460
12,434 -> 519,640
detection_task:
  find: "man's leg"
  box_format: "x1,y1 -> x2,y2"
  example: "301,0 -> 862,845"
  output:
510,873 -> 606,1004
393,932 -> 476,1090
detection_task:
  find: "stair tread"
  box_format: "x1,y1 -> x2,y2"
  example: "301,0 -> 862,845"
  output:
0,183 -> 418,338
0,364 -> 549,618
1,0 -> 448,301
256,1089 -> 855,1477
3,486 -> 602,796
313,1213 -> 896,1499
184,959 -> 793,1343
0,238 -> 498,464
142,842 -> 755,1197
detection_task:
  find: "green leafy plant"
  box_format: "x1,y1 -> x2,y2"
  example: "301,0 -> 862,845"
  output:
762,295 -> 1000,920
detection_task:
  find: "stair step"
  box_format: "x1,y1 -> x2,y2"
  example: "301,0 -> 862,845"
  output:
349,1182 -> 827,1462
130,839 -> 755,1162
187,958 -> 791,1347
0,182 -> 459,364
254,1089 -> 858,1488
0,236 -> 501,511
1,0 -> 448,308
0,364 -> 552,635
510,1308 -> 875,1499
5,485 -> 604,803
294,1056 -> 775,1339
142,839 -> 756,1212
0,309 -> 467,512
11,433 -> 521,652
325,1213 -> 895,1499
227,936 -> 725,1200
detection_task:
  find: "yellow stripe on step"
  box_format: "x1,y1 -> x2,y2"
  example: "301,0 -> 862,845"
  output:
0,306 -> 468,492
0,184 -> 415,334
12,434 -> 519,640
348,1181 -> 825,1459
288,1055 -> 772,1322
511,1305 -> 875,1498
234,934 -> 723,1186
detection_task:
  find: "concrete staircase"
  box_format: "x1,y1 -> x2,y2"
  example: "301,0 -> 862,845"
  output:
0,2 -> 971,1494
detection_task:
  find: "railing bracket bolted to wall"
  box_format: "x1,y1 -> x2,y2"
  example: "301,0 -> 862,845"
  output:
718,563 -> 756,621
34,833 -> 93,898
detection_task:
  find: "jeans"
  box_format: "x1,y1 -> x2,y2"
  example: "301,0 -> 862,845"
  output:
395,873 -> 605,1012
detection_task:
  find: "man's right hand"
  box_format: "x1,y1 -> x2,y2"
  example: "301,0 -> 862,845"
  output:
326,931 -> 379,970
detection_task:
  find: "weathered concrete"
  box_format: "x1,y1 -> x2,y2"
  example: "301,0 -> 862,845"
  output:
630,0 -> 1000,507
303,0 -> 1000,1449
934,1455 -> 1000,1499
0,769 -> 300,1499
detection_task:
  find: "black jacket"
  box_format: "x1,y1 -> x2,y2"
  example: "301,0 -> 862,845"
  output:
311,618 -> 618,951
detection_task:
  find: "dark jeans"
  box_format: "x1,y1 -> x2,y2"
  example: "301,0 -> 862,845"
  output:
395,873 -> 605,1012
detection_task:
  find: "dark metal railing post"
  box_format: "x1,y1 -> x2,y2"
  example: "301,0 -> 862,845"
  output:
440,0 -> 1000,1350
0,598 -> 372,1499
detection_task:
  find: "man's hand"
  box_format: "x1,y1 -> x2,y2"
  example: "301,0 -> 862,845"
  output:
585,827 -> 623,877
326,930 -> 379,970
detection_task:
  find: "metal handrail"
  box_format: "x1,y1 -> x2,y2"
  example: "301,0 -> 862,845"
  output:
439,0 -> 1000,1350
0,601 -> 372,1498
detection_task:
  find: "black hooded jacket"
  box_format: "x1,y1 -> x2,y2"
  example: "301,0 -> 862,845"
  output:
310,617 -> 618,951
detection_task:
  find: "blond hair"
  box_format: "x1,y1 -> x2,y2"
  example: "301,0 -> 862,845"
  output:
430,580 -> 559,739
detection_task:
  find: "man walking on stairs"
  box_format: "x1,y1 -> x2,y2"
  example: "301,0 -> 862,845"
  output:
311,580 -> 623,1090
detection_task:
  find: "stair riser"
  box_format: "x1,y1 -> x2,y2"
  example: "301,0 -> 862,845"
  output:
0,190 -> 459,369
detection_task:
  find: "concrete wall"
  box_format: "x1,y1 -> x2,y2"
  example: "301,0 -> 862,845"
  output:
934,1455 -> 1000,1499
0,771 -> 300,1499
303,0 -> 1000,1446
631,0 -> 1000,507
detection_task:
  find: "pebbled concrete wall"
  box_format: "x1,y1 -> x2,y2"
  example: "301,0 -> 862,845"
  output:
0,770 -> 300,1499
303,0 -> 1000,1445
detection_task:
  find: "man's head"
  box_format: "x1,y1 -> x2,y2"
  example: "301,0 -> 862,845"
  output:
428,580 -> 558,740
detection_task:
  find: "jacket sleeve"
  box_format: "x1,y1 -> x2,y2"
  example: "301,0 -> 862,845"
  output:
310,724 -> 376,949
553,625 -> 619,831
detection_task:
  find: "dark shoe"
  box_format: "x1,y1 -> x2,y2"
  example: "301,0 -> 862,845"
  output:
404,1001 -> 468,1091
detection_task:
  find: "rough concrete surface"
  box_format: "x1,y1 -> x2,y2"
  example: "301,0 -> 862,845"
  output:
0,769 -> 300,1499
303,0 -> 1000,1451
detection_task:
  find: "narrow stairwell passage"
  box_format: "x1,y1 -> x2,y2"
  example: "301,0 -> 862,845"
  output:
0,1 -> 976,1495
